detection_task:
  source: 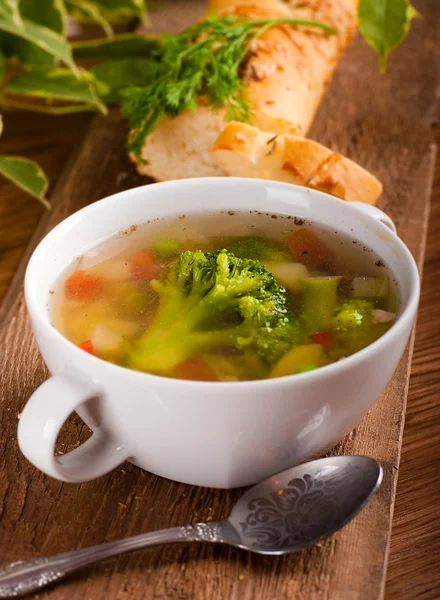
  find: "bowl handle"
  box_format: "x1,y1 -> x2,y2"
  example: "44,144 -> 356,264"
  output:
349,202 -> 397,234
17,375 -> 129,482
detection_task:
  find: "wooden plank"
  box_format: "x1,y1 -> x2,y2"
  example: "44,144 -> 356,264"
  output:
0,2 -> 439,599
386,107 -> 440,598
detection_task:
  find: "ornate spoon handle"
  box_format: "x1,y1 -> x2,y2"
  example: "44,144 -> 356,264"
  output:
0,523 -> 222,598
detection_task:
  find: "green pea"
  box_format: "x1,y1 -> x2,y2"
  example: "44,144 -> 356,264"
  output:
294,363 -> 318,374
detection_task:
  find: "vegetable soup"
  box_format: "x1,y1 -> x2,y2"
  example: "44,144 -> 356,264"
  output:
51,211 -> 398,382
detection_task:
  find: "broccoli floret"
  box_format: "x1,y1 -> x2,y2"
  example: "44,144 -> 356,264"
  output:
128,249 -> 301,375
332,298 -> 374,331
226,237 -> 289,261
329,298 -> 391,360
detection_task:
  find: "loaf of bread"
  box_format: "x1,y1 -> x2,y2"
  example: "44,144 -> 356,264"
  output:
212,121 -> 383,204
131,0 -> 359,179
130,0 -> 382,205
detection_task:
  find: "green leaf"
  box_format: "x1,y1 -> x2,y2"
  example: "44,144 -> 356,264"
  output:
0,0 -> 22,27
19,0 -> 66,35
358,0 -> 420,72
0,14 -> 76,69
72,33 -> 160,58
0,49 -> 4,80
92,57 -> 157,103
89,0 -> 145,23
1,0 -> 68,66
0,154 -> 50,207
66,0 -> 114,37
5,66 -> 107,112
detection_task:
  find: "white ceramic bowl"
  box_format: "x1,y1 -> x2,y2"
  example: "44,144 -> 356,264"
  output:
18,178 -> 419,488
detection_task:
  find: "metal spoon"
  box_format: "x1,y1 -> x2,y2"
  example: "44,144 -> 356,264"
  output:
0,455 -> 382,598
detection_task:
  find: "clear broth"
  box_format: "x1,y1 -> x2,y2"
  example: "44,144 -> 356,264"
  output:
51,210 -> 399,381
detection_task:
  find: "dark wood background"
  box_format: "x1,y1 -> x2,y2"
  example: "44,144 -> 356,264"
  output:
0,1 -> 439,598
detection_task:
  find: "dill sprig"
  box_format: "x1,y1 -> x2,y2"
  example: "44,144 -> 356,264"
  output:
120,15 -> 336,160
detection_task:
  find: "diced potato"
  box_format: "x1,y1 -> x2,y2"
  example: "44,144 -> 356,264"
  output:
106,280 -> 140,299
263,261 -> 309,292
64,299 -> 112,342
88,260 -> 133,282
204,354 -> 243,382
101,318 -> 140,338
269,344 -> 325,379
92,324 -> 123,353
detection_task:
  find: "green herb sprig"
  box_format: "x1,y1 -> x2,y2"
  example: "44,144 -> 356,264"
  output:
120,15 -> 336,161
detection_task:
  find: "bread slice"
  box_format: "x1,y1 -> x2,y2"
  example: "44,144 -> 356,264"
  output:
212,122 -> 383,205
132,107 -> 226,181
130,0 -> 358,181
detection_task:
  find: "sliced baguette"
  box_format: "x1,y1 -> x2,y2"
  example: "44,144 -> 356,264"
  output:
132,0 -> 358,181
212,121 -> 383,204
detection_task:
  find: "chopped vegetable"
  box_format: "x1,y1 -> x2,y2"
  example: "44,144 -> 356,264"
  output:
263,262 -> 309,293
311,330 -> 334,348
91,324 -> 123,353
77,340 -> 93,354
351,276 -> 389,298
154,239 -> 180,256
173,356 -> 218,382
65,270 -> 103,300
329,298 -> 391,360
332,298 -> 374,330
129,249 -> 159,280
372,309 -> 397,324
286,228 -> 334,269
101,318 -> 139,338
295,364 -> 318,374
301,276 -> 341,334
90,260 -> 133,282
106,280 -> 139,299
270,344 -> 324,379
227,237 -> 289,261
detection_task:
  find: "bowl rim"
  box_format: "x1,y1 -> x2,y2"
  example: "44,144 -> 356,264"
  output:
25,177 -> 421,388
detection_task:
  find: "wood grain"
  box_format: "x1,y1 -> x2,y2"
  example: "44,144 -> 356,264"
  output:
0,2 -> 439,599
386,109 -> 440,599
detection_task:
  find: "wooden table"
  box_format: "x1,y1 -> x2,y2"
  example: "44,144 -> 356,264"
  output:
1,15 -> 439,600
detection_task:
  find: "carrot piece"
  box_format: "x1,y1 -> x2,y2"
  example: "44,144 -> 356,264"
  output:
173,356 -> 218,382
78,340 -> 93,354
65,271 -> 103,300
286,228 -> 334,269
129,249 -> 160,280
311,330 -> 334,348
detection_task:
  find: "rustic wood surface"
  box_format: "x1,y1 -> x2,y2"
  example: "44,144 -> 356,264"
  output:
0,1 -> 439,598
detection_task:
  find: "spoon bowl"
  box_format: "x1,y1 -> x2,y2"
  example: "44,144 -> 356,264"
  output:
227,454 -> 382,554
0,455 -> 382,598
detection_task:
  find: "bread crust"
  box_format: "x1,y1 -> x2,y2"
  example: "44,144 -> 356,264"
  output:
212,121 -> 383,205
212,0 -> 358,136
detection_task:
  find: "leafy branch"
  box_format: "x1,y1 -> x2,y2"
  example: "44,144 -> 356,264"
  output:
0,0 -> 419,206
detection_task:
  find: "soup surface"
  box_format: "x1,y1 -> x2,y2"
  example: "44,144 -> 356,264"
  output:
52,211 -> 398,381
